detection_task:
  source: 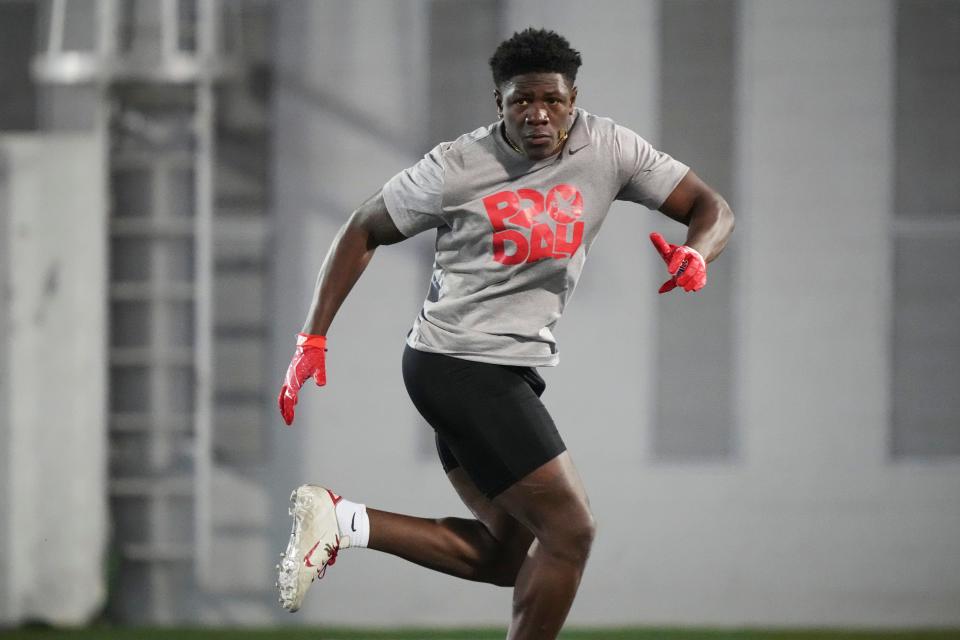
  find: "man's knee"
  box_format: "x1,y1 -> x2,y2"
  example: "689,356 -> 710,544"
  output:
542,511 -> 596,566
440,517 -> 529,586
469,513 -> 597,585
481,532 -> 533,587
568,512 -> 597,564
486,514 -> 596,587
488,534 -> 532,586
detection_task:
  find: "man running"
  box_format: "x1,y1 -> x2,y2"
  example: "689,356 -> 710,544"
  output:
275,28 -> 734,639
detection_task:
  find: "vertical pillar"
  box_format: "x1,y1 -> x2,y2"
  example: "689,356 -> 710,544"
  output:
654,0 -> 738,461
0,137 -> 107,626
891,0 -> 960,457
737,0 -> 893,471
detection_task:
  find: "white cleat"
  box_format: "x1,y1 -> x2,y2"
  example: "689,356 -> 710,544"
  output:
276,484 -> 349,612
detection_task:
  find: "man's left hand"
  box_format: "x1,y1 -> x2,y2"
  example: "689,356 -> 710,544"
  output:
649,232 -> 707,294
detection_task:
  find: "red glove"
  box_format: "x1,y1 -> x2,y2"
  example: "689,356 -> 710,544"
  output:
649,232 -> 707,294
278,333 -> 327,426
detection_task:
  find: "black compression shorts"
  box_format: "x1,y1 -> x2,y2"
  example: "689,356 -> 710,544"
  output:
401,345 -> 567,498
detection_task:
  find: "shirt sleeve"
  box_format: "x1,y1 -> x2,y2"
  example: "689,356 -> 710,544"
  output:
382,144 -> 446,237
614,125 -> 689,209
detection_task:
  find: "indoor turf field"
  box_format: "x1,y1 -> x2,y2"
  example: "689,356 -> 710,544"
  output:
4,629 -> 959,640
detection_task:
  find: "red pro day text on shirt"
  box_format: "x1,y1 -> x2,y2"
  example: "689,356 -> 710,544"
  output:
482,184 -> 585,264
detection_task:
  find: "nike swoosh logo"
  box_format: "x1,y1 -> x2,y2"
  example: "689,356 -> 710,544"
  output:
303,540 -> 323,568
351,513 -> 357,532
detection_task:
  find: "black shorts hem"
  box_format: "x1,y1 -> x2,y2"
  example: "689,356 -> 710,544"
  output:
436,432 -> 567,499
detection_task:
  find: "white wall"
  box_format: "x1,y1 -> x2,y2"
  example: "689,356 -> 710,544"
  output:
268,0 -> 960,628
0,135 -> 107,625
731,0 -> 960,625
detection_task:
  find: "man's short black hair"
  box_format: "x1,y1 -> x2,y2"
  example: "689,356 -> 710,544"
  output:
489,28 -> 582,88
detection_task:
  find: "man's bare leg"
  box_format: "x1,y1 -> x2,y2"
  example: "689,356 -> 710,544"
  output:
366,467 -> 533,586
365,451 -> 593,640
494,452 -> 594,639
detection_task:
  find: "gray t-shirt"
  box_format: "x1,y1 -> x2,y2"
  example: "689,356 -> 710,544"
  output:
382,108 -> 688,366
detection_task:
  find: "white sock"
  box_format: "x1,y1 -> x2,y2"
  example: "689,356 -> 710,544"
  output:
334,497 -> 370,548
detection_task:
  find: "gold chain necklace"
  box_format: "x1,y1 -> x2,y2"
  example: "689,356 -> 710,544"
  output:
501,123 -> 569,156
502,125 -> 524,153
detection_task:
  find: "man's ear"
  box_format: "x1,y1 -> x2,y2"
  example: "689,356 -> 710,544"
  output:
494,89 -> 503,116
570,86 -> 578,108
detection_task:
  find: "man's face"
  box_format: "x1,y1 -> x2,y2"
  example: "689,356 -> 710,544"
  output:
496,72 -> 577,161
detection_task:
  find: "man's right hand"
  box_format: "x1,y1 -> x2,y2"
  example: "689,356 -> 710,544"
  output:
278,333 -> 327,426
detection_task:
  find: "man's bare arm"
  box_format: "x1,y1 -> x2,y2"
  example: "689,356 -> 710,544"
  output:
301,191 -> 406,335
658,170 -> 734,262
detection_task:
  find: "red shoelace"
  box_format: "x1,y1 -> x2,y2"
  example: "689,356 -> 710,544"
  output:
316,536 -> 340,579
